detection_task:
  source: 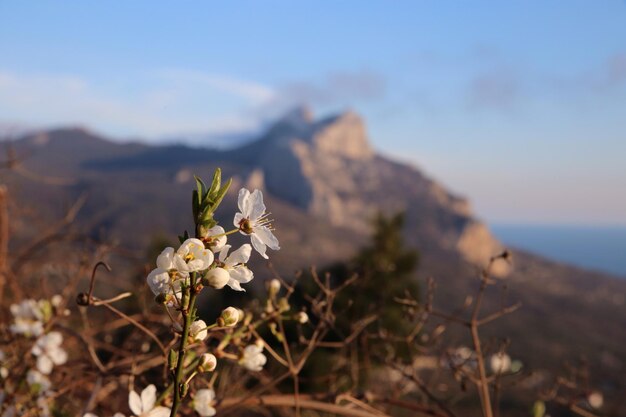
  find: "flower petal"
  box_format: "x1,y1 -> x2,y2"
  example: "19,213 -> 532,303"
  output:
229,266 -> 253,285
237,188 -> 251,216
129,390 -> 143,415
50,347 -> 68,365
147,268 -> 170,295
233,212 -> 244,229
226,244 -> 251,266
248,189 -> 266,221
226,278 -> 245,292
218,245 -> 231,263
250,234 -> 268,259
36,355 -> 54,375
254,226 -> 280,251
141,384 -> 157,411
148,406 -> 171,417
156,247 -> 175,270
46,331 -> 63,346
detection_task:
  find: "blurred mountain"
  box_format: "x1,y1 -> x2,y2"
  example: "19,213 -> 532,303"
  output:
3,109 -> 626,396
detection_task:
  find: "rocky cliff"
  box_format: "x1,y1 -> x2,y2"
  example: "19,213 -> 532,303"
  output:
231,107 -> 508,273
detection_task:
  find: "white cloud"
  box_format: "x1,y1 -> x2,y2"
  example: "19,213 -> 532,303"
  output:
0,69 -> 276,139
153,69 -> 276,104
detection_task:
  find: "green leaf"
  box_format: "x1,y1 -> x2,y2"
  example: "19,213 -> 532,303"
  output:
192,190 -> 200,219
210,177 -> 232,211
194,175 -> 206,202
208,168 -> 222,198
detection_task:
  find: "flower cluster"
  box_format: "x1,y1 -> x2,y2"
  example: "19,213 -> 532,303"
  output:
142,170 -> 281,416
4,296 -> 68,416
147,185 -> 279,301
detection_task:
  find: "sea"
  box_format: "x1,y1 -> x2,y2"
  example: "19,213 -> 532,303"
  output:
491,224 -> 626,279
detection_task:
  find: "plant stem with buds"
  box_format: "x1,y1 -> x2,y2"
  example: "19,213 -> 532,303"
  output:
170,274 -> 198,416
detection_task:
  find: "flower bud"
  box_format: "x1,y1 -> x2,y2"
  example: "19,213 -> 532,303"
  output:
296,311 -> 309,324
202,268 -> 230,289
51,295 -> 63,308
198,353 -> 217,372
190,320 -> 208,342
168,349 -> 178,370
269,279 -> 281,296
220,307 -> 240,327
76,293 -> 90,306
588,391 -> 603,409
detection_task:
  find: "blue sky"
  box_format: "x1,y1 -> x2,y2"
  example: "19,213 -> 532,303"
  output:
1,1 -> 625,225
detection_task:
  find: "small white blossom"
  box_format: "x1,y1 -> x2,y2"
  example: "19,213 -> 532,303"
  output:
146,247 -> 187,298
234,188 -> 280,259
193,388 -> 217,416
174,238 -> 214,273
199,353 -> 217,372
203,268 -> 230,289
84,414 -> 126,417
128,385 -> 170,417
240,344 -> 267,372
216,244 -> 254,291
490,352 -> 511,374
0,349 -> 7,379
446,346 -> 477,370
36,396 -> 51,417
296,311 -> 309,324
587,391 -> 603,409
220,307 -> 239,327
10,299 -> 48,337
205,225 -> 227,253
269,279 -> 281,295
27,369 -> 51,393
31,331 -> 68,375
190,320 -> 208,342
51,295 -> 63,308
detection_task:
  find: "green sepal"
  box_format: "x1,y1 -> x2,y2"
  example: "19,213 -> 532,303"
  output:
178,230 -> 190,244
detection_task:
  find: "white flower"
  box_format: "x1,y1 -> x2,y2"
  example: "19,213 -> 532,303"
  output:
490,352 -> 511,374
233,188 -> 280,259
146,247 -> 188,298
193,388 -> 217,416
0,349 -> 7,379
84,414 -> 125,417
205,226 -> 227,253
36,396 -> 51,417
190,320 -> 208,342
31,331 -> 68,375
588,391 -> 603,409
129,385 -> 170,417
10,299 -> 47,337
216,244 -> 254,291
27,369 -> 51,393
269,278 -> 281,295
199,353 -> 217,372
220,307 -> 239,327
296,312 -> 309,324
51,295 -> 63,308
446,346 -> 477,369
174,238 -> 214,273
240,344 -> 267,372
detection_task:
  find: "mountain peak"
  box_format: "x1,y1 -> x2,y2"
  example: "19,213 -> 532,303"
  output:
279,105 -> 314,127
311,109 -> 373,160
